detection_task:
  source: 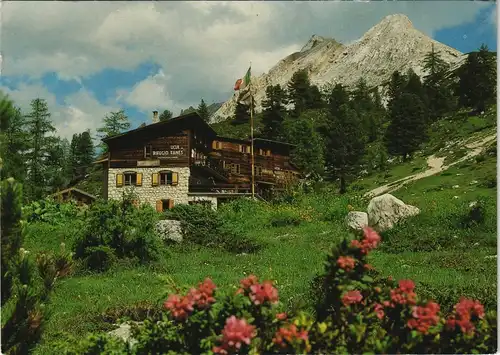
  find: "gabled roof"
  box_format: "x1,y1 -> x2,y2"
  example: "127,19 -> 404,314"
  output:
50,187 -> 97,200
102,112 -> 217,144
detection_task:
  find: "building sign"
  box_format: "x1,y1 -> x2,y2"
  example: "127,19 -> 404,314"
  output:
152,145 -> 186,158
137,159 -> 160,167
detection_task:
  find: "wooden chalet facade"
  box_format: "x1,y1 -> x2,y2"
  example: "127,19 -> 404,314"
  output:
97,112 -> 301,211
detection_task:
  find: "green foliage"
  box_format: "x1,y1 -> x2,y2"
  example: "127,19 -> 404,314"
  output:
283,110 -> 325,176
386,93 -> 428,160
73,194 -> 163,272
25,98 -> 57,201
84,245 -> 118,273
96,110 -> 131,152
58,229 -> 497,354
0,94 -> 28,182
165,204 -> 262,254
23,198 -> 81,224
232,101 -> 251,125
458,45 -> 496,112
70,130 -> 95,183
159,109 -> 173,122
197,99 -> 210,123
1,178 -> 24,305
324,104 -> 366,193
287,69 -> 323,117
261,84 -> 287,140
423,46 -> 454,120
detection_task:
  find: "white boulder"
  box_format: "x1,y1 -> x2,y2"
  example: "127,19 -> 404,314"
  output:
367,194 -> 420,232
345,211 -> 369,231
155,220 -> 183,242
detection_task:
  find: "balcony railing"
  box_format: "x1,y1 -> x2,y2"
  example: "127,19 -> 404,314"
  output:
193,157 -> 230,180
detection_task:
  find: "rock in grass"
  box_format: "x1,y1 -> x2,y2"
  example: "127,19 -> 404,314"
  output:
367,194 -> 420,232
108,322 -> 141,346
345,211 -> 368,231
155,220 -> 183,242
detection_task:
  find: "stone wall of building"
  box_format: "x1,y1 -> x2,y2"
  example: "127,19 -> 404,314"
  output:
107,167 -> 190,207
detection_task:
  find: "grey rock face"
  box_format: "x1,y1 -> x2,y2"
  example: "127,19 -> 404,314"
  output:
345,211 -> 369,231
367,194 -> 420,232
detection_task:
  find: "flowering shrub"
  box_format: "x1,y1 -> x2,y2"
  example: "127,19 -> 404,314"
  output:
64,227 -> 497,354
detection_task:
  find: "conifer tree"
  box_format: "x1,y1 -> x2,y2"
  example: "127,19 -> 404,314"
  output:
287,69 -> 311,117
283,112 -> 325,176
25,98 -> 56,201
197,99 -> 210,123
324,104 -> 366,194
458,44 -> 496,113
387,70 -> 407,112
261,85 -> 287,140
97,110 -> 130,152
232,102 -> 251,125
159,109 -> 173,121
385,93 -> 427,161
327,83 -> 350,118
0,102 -> 28,182
423,45 -> 454,120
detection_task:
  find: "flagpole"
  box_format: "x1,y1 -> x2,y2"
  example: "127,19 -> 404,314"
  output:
250,64 -> 255,200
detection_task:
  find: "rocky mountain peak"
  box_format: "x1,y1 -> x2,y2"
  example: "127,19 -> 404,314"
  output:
300,34 -> 330,52
211,13 -> 465,123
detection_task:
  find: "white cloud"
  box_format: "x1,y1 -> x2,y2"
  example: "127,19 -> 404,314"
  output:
0,83 -> 117,140
0,1 -> 494,139
117,69 -> 180,114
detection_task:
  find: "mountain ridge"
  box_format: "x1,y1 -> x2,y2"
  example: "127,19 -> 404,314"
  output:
212,13 -> 465,122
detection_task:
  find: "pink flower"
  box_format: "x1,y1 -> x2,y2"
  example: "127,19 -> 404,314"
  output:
390,280 -> 417,306
276,312 -> 288,321
350,227 -> 382,254
407,301 -> 440,334
213,316 -> 256,354
240,275 -> 259,289
446,298 -> 485,335
337,256 -> 356,271
249,280 -> 279,305
163,294 -> 194,321
272,324 -> 309,349
374,303 -> 385,319
342,290 -> 363,306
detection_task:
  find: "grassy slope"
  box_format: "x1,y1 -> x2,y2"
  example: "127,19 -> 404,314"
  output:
30,109 -> 497,353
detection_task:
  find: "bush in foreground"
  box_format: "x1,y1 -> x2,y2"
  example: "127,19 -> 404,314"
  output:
56,228 -> 496,354
73,193 -> 163,272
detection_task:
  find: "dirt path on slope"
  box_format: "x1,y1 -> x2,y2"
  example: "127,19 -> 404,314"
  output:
364,133 -> 497,199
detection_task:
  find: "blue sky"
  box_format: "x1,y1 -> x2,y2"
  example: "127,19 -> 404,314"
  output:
0,1 -> 496,140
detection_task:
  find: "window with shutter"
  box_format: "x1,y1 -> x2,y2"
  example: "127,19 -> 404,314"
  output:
156,200 -> 163,212
161,199 -> 174,211
246,146 -> 251,154
124,172 -> 137,186
116,173 -> 124,187
152,173 -> 159,186
144,145 -> 153,159
136,173 -> 143,186
171,172 -> 179,186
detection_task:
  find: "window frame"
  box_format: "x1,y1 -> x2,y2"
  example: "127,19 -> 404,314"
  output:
159,170 -> 173,185
123,171 -> 137,186
144,145 -> 153,159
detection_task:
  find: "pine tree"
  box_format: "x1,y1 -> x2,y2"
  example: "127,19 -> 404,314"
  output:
159,109 -> 173,121
96,110 -> 130,152
404,69 -> 429,122
458,44 -> 496,113
324,104 -> 366,194
25,98 -> 56,201
45,137 -> 68,192
423,45 -> 454,120
232,102 -> 251,125
1,178 -> 23,305
385,93 -> 428,161
327,83 -> 350,118
387,70 -> 407,112
287,69 -> 311,117
197,99 -> 210,123
261,85 -> 287,140
0,104 -> 28,182
351,79 -> 380,142
283,112 -> 325,176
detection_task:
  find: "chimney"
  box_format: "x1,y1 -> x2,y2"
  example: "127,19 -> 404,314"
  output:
152,110 -> 159,123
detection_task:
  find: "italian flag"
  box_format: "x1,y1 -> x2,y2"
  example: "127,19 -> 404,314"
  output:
234,67 -> 251,91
